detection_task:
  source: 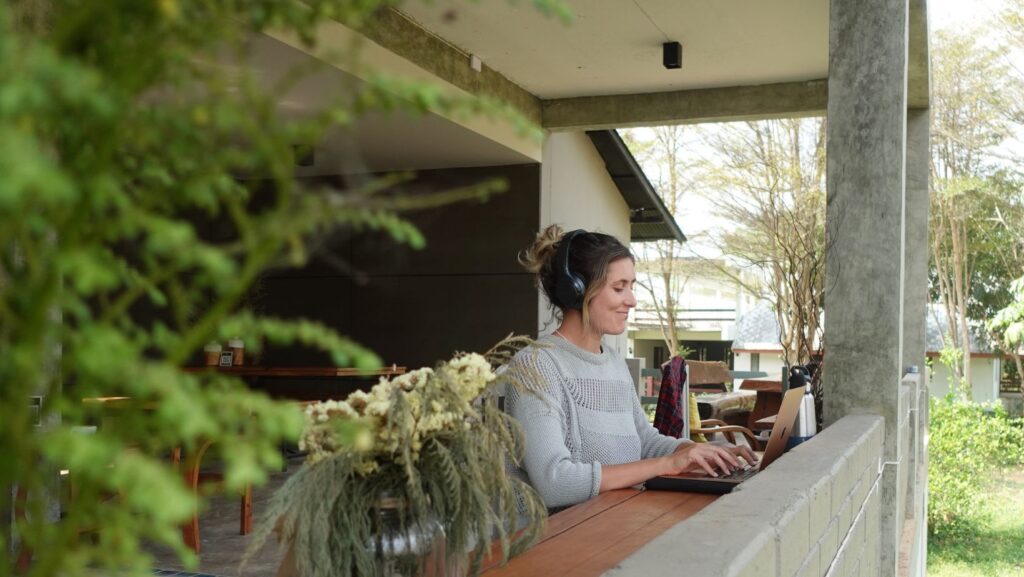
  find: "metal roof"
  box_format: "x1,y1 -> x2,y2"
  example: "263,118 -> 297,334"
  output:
732,304 -> 783,351
585,130 -> 686,243
733,302 -> 994,355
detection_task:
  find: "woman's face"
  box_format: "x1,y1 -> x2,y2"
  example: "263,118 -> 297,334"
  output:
586,257 -> 637,336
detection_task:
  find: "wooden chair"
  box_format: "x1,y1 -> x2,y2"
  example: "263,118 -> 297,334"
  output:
641,393 -> 761,449
172,441 -> 253,553
645,360 -> 762,450
685,360 -> 733,393
691,417 -> 762,450
82,397 -> 252,554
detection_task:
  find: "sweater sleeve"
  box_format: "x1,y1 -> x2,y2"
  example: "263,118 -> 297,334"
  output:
506,353 -> 602,508
632,390 -> 691,459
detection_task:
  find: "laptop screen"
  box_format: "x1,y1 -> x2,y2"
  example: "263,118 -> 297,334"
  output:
758,387 -> 806,470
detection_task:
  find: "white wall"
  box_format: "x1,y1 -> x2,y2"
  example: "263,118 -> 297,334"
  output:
631,338 -> 658,370
633,272 -> 742,335
732,350 -> 786,388
928,357 -> 1000,404
539,131 -> 631,355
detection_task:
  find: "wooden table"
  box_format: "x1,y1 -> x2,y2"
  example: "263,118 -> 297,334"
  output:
480,489 -> 718,576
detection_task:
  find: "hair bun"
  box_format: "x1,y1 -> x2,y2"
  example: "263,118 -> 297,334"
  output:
519,224 -> 564,274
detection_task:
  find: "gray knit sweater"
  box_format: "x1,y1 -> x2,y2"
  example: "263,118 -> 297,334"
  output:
505,335 -> 690,508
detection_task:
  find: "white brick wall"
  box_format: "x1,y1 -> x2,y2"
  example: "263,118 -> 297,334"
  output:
608,415 -> 885,577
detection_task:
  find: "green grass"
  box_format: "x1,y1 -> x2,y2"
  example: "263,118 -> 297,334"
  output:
928,467 -> 1024,577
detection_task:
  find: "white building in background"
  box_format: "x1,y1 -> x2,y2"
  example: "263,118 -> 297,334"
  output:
924,305 -> 1004,404
729,302 -> 1007,405
628,259 -> 759,371
731,303 -> 788,388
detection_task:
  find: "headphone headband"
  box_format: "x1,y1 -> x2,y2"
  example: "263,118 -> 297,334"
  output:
554,229 -> 587,310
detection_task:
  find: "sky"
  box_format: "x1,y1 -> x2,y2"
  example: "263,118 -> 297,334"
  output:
930,0 -> 1004,31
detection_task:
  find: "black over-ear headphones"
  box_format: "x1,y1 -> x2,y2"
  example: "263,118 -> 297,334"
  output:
555,229 -> 587,310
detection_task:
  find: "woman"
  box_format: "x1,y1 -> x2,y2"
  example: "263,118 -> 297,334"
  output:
506,225 -> 756,509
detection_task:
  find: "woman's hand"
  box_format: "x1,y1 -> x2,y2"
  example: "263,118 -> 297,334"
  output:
660,442 -> 759,477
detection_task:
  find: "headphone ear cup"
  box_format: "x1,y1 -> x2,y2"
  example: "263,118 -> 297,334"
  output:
567,274 -> 586,310
554,229 -> 587,310
555,272 -> 585,310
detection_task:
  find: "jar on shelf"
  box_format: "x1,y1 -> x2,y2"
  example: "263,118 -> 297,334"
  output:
204,342 -> 222,366
228,337 -> 245,366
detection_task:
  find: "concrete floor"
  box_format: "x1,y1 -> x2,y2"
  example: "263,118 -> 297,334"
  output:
147,461 -> 298,577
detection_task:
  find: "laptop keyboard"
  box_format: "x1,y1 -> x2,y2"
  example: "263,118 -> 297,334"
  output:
720,465 -> 757,480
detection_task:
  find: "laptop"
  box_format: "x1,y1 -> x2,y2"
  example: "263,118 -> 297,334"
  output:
644,387 -> 805,495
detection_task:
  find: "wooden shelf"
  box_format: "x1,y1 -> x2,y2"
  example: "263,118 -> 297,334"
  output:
181,365 -> 406,378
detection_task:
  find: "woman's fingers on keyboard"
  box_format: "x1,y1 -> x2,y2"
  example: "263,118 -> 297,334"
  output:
719,446 -> 742,469
730,444 -> 758,465
689,454 -> 718,477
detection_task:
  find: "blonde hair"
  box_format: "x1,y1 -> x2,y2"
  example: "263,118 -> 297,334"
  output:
519,224 -> 634,330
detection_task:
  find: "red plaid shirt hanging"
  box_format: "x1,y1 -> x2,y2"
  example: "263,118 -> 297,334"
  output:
653,356 -> 687,438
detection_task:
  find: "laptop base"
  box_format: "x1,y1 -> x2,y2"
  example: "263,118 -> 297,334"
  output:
644,475 -> 742,495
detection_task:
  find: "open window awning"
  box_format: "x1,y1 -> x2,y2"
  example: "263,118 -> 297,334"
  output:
586,130 -> 686,243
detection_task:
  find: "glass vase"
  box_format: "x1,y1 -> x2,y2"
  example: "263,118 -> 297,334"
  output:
369,493 -> 460,577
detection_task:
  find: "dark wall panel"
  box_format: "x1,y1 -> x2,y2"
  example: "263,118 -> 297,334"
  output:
252,276 -> 354,366
350,274 -> 537,369
350,164 -> 541,276
256,163 -> 540,374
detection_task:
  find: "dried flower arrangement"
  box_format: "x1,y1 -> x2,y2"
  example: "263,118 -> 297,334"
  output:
249,338 -> 547,576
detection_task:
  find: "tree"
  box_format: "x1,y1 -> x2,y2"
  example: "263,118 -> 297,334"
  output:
0,2 -> 560,575
980,171 -> 1024,389
928,26 -> 1023,394
622,126 -> 697,356
694,118 -> 828,367
990,276 -> 1024,387
988,1 -> 1024,385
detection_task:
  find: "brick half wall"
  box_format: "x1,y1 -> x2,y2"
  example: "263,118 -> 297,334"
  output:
607,415 -> 885,577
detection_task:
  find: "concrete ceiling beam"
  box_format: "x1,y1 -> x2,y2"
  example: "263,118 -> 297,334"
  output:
541,79 -> 828,131
361,8 -> 542,124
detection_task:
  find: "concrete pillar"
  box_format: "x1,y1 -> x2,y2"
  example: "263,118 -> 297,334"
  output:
823,0 -> 909,576
902,108 -> 930,577
902,108 -> 930,383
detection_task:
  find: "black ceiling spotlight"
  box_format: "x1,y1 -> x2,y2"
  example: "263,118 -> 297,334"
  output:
663,41 -> 682,70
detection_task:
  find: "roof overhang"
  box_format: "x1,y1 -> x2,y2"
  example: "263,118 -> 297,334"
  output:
248,0 -> 930,175
586,130 -> 685,243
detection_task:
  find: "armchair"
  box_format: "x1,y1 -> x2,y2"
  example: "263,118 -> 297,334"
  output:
651,357 -> 762,450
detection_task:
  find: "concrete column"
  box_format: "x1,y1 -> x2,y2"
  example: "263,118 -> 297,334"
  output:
902,107 -> 930,577
823,0 -> 909,575
902,108 -> 930,381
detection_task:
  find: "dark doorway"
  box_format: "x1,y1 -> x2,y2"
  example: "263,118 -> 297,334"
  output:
680,340 -> 734,369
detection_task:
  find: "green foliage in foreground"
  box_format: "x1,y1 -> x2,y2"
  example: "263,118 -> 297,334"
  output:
0,1 -> 566,576
929,395 -> 1024,537
928,468 -> 1024,577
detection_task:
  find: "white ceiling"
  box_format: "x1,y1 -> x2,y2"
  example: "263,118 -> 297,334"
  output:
243,34 -> 535,174
239,1 -> 830,173
398,0 -> 829,99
